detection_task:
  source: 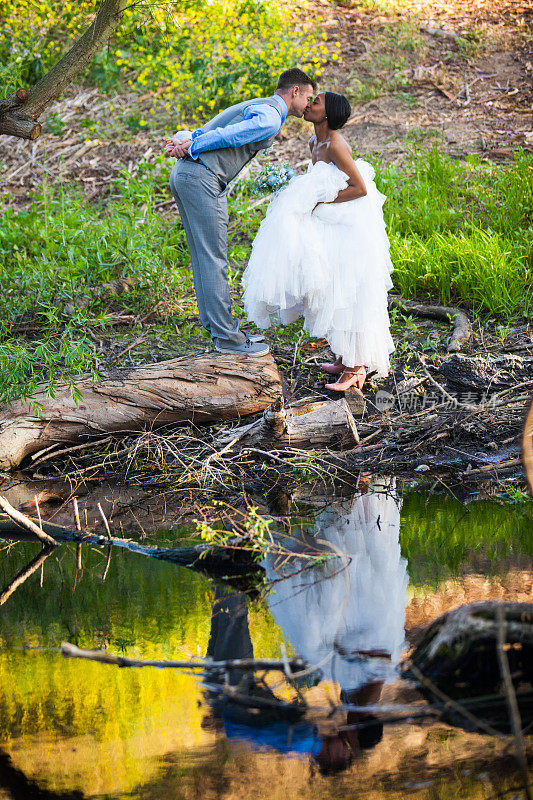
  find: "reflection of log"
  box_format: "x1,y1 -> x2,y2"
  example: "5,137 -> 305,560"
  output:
523,400 -> 533,495
404,602 -> 533,736
0,519 -> 263,584
0,353 -> 282,470
405,602 -> 533,695
0,546 -> 54,606
403,602 -> 533,735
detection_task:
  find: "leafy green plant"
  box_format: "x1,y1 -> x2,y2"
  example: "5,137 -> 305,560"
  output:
45,111 -> 65,136
1,0 -> 333,123
457,27 -> 485,60
197,506 -> 275,559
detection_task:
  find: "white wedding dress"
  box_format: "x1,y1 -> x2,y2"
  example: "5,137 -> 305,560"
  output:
264,477 -> 408,692
242,159 -> 395,376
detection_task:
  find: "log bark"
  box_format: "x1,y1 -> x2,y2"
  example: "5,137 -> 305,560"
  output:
389,296 -> 472,352
0,353 -> 282,469
438,353 -> 533,394
216,396 -> 363,451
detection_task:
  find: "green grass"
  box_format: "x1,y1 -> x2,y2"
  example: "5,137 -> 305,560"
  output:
0,147 -> 531,405
373,146 -> 533,315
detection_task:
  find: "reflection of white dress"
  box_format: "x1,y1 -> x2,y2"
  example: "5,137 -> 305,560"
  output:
264,477 -> 408,691
242,159 -> 395,376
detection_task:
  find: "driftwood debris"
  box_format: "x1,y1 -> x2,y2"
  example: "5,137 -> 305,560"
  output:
0,496 -> 59,547
61,642 -> 307,673
389,296 -> 472,352
438,353 -> 533,395
0,353 -> 282,470
0,516 -> 264,583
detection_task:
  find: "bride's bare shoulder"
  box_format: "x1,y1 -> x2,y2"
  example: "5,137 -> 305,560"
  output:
328,131 -> 352,156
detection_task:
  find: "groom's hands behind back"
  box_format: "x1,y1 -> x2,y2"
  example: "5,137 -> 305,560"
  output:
164,138 -> 193,158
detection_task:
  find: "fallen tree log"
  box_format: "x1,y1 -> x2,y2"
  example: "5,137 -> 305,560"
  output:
438,353 -> 533,394
388,296 -> 472,352
216,395 -> 362,450
0,353 -> 282,470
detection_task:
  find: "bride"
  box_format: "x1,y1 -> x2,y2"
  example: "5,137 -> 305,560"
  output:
242,91 -> 395,391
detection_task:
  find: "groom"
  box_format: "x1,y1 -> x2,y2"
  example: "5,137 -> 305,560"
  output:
165,68 -> 316,357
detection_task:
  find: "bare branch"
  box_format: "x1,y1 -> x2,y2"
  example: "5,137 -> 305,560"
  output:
61,641 -> 308,672
0,496 -> 59,547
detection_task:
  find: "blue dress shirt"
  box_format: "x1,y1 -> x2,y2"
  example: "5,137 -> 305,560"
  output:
188,94 -> 288,160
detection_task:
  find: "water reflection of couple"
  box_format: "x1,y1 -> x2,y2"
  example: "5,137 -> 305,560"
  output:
203,475 -> 408,773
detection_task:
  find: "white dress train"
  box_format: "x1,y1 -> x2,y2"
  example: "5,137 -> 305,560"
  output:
242,159 -> 395,376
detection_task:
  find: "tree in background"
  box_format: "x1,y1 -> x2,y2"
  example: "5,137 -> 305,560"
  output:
0,0 -> 129,140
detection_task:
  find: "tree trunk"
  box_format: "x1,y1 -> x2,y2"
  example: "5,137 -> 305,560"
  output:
0,0 -> 128,139
0,353 -> 282,469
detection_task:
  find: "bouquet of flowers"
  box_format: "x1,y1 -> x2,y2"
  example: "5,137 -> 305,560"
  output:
252,163 -> 296,194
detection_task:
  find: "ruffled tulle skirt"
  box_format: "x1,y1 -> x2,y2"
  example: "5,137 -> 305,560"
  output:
242,159 -> 395,376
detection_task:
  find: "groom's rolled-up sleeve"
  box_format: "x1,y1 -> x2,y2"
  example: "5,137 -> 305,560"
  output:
188,104 -> 282,160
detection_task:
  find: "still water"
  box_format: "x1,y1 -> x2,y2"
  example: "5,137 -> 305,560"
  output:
0,476 -> 532,799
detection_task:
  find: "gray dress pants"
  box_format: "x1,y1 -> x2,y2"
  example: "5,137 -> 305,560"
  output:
169,158 -> 246,347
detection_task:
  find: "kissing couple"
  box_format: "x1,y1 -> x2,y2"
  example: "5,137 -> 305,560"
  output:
165,67 -> 394,392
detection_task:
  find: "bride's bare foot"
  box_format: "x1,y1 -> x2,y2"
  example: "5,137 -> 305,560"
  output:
325,366 -> 366,392
320,356 -> 344,375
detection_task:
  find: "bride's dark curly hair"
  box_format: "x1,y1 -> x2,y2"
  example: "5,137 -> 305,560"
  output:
325,92 -> 352,130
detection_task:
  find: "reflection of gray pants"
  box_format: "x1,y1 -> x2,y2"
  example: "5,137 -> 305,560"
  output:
169,159 -> 246,347
207,587 -> 253,687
